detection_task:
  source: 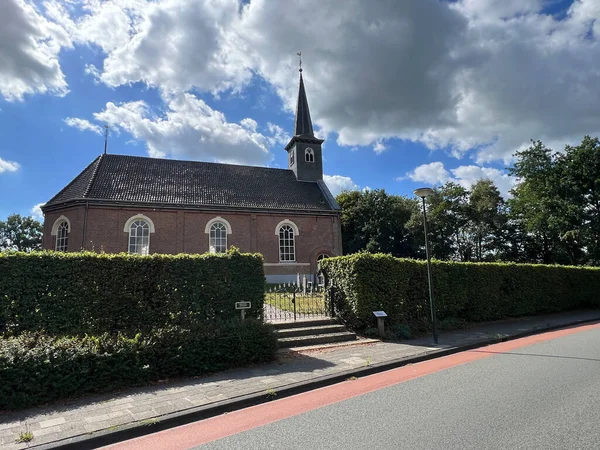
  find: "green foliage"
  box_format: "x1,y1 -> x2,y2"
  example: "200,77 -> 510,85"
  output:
0,250 -> 265,336
508,136 -> 600,265
363,327 -> 380,337
0,320 -> 277,410
389,323 -> 413,340
407,181 -> 508,263
0,214 -> 43,252
333,135 -> 600,268
336,189 -> 420,257
438,316 -> 468,331
321,253 -> 600,330
16,431 -> 34,443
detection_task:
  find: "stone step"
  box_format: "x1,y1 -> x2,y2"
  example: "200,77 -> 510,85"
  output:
271,318 -> 338,330
277,324 -> 347,338
277,331 -> 358,349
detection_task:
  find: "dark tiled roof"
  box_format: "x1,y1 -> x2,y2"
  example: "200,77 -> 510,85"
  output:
45,154 -> 338,212
45,156 -> 102,205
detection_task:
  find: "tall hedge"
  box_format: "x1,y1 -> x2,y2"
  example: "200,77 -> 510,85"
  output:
0,249 -> 265,336
0,319 -> 277,410
320,253 -> 600,330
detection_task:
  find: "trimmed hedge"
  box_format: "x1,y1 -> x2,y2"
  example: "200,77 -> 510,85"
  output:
0,319 -> 277,410
320,253 -> 600,330
0,249 -> 265,335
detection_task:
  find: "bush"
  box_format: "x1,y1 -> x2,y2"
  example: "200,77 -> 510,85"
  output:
320,253 -> 600,330
0,319 -> 277,410
0,249 -> 265,336
389,323 -> 413,340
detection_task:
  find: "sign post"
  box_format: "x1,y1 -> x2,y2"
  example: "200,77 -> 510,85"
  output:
235,301 -> 251,320
373,311 -> 388,338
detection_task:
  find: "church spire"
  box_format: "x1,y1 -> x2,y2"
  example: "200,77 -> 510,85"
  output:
293,52 -> 314,137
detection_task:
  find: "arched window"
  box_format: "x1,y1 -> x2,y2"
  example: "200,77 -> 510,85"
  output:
279,225 -> 296,262
51,216 -> 71,252
56,221 -> 69,252
128,220 -> 150,255
204,217 -> 232,253
305,148 -> 314,163
209,222 -> 227,254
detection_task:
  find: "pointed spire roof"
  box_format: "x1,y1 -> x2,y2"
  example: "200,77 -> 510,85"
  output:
294,71 -> 314,137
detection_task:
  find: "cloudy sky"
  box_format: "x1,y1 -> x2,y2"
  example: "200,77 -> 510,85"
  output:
1,0 -> 599,220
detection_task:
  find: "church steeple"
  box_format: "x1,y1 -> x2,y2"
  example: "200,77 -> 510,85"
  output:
294,72 -> 314,137
285,54 -> 325,182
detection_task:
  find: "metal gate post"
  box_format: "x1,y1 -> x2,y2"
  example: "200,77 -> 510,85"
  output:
293,289 -> 297,322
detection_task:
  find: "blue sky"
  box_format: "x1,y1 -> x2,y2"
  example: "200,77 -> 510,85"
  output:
1,0 -> 598,221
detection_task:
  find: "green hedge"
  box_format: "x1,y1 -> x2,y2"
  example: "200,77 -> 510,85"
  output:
320,253 -> 600,330
0,249 -> 265,336
0,319 -> 277,410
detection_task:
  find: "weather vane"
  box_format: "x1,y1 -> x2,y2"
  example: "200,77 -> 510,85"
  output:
297,51 -> 302,72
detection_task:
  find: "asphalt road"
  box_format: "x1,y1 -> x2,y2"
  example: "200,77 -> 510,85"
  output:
195,326 -> 600,450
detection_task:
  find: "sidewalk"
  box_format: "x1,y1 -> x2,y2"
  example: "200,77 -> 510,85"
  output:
2,309 -> 600,450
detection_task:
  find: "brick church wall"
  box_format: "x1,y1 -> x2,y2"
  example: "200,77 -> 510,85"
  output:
43,205 -> 342,282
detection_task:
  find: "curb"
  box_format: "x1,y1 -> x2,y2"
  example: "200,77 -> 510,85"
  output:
39,316 -> 600,450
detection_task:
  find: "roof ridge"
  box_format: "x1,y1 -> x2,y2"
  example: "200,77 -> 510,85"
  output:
103,153 -> 292,173
43,155 -> 103,208
83,153 -> 104,198
317,180 -> 341,210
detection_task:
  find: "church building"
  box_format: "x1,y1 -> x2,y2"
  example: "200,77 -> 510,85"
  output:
41,69 -> 342,283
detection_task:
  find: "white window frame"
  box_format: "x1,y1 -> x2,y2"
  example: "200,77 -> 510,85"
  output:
204,217 -> 232,254
51,216 -> 71,252
305,148 -> 315,163
56,222 -> 69,251
123,214 -> 155,255
209,222 -> 228,254
275,219 -> 299,263
51,215 -> 71,236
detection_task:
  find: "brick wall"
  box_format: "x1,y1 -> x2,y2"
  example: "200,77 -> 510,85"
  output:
43,205 -> 342,280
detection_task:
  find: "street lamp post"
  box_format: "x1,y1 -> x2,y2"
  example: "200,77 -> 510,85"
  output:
413,187 -> 438,345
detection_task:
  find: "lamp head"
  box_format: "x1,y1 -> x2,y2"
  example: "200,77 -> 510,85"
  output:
413,187 -> 434,199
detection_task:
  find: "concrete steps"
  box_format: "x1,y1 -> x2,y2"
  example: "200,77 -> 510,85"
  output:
273,319 -> 358,349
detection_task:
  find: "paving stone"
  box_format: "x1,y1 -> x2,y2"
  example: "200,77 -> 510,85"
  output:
84,414 -> 111,424
33,426 -> 62,437
83,421 -> 111,433
39,417 -> 66,428
130,410 -> 158,421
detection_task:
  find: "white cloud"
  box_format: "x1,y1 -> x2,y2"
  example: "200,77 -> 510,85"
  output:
92,91 -> 272,165
323,174 -> 359,196
64,117 -> 103,135
406,161 -> 516,197
28,0 -> 600,164
30,203 -> 44,220
66,0 -> 250,94
450,165 -> 516,197
407,162 -> 451,185
373,140 -> 388,155
0,157 -> 20,174
0,0 -> 71,102
84,64 -> 101,84
266,122 -> 291,147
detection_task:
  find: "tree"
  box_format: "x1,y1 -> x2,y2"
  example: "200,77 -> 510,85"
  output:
0,214 -> 43,252
556,136 -> 600,264
508,140 -> 568,264
336,189 -> 420,257
469,179 -> 506,261
507,137 -> 600,265
408,182 -> 473,261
